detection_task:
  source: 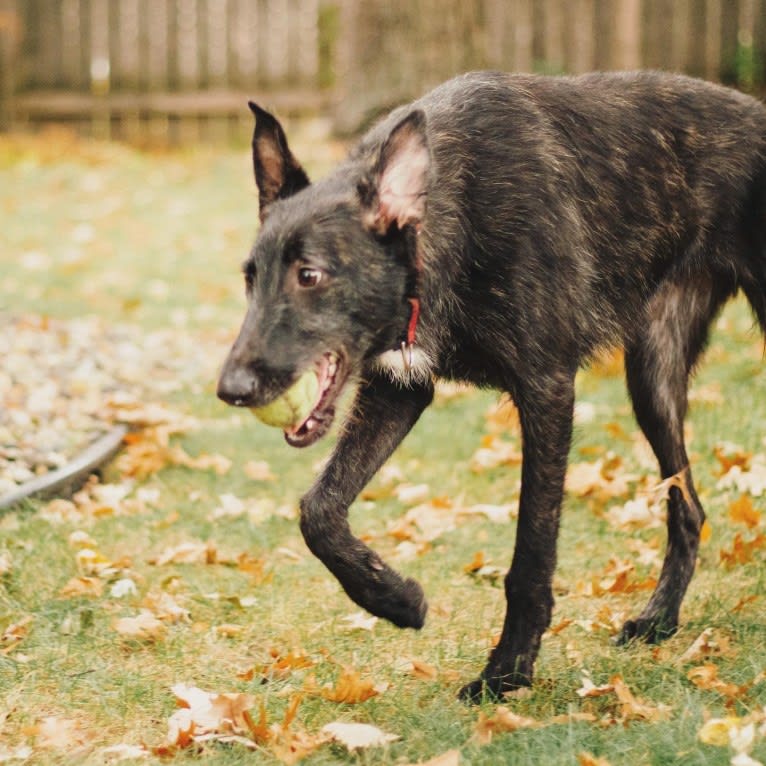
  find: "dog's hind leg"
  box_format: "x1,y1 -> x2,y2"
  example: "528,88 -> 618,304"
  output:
460,368 -> 576,702
299,374 -> 434,629
616,272 -> 733,644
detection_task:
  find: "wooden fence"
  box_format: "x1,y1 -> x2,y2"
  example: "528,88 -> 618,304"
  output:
1,0 -> 766,141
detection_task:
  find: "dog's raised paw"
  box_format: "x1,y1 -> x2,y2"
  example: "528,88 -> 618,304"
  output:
379,576 -> 428,630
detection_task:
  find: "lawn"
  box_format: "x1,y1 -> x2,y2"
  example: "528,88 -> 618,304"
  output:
0,128 -> 764,765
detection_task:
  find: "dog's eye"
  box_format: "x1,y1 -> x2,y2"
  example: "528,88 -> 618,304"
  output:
297,267 -> 322,288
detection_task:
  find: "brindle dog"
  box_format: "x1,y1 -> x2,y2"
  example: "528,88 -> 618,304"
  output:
217,71 -> 766,701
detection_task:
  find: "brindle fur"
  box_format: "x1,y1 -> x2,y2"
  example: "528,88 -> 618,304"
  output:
217,71 -> 766,701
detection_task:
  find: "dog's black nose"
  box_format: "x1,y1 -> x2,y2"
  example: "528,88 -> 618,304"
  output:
217,364 -> 256,407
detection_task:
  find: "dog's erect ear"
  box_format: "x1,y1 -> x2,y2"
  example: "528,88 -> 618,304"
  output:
249,101 -> 310,221
361,110 -> 430,235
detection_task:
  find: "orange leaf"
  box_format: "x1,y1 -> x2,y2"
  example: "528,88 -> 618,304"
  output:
728,495 -> 761,528
719,532 -> 766,568
113,610 -> 167,641
463,551 -> 486,573
58,576 -> 104,599
714,444 -> 751,476
313,667 -> 386,704
687,664 -> 744,700
474,705 -> 543,744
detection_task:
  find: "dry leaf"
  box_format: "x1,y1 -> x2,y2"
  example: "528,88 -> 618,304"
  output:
470,435 -> 522,473
687,664 -> 744,699
113,610 -> 167,641
244,460 -> 276,481
678,628 -> 735,664
215,623 -> 244,638
312,667 -> 387,704
34,716 -> 87,750
729,495 -> 762,528
698,716 -> 748,746
250,648 -> 316,681
463,551 -> 487,574
59,576 -> 104,599
459,503 -> 516,523
565,456 -> 634,500
1,617 -> 32,655
714,443 -> 752,476
340,611 -> 378,632
142,592 -> 190,623
474,706 -> 543,744
717,457 -> 766,497
720,532 -> 766,568
577,675 -> 670,722
320,721 -> 399,750
578,753 -> 612,766
152,540 -> 217,566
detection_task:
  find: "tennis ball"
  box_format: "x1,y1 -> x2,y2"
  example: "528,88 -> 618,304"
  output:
251,370 -> 320,429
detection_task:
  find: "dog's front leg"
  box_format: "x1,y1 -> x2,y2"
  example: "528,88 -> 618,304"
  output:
460,370 -> 575,702
299,374 -> 434,629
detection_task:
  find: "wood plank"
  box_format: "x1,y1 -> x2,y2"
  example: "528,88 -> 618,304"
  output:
13,88 -> 327,118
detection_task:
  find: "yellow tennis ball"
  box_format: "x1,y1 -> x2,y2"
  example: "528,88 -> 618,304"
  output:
251,370 -> 320,429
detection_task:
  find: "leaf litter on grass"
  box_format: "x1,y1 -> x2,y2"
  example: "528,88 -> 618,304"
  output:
5,135 -> 766,766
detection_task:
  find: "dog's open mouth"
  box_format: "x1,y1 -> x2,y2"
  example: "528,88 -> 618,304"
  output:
284,351 -> 348,448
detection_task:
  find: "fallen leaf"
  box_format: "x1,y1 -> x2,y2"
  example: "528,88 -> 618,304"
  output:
340,611 -> 378,632
576,675 -> 670,722
717,457 -> 766,497
474,705 -> 543,744
215,623 -> 244,638
394,483 -> 431,505
34,716 -> 87,750
578,753 -> 612,766
698,716 -> 747,746
459,503 -> 516,523
566,456 -> 635,500
310,667 -> 387,704
678,628 -> 736,664
244,459 -> 276,481
728,495 -> 762,528
687,664 -> 744,699
720,532 -> 766,568
169,684 -> 255,745
59,576 -> 104,599
152,540 -> 217,566
470,435 -> 522,473
250,648 -> 316,681
320,721 -> 399,750
463,551 -> 486,574
1,617 -> 32,655
113,610 -> 167,641
142,592 -> 190,623
714,443 -> 752,476
395,657 -> 439,680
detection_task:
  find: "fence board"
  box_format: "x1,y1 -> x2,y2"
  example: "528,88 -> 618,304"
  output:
5,0 -> 766,142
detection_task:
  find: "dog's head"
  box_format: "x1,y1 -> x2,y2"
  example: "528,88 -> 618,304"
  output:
217,103 -> 430,446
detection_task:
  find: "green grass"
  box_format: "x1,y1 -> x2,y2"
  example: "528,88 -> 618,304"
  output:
1,130 -> 765,765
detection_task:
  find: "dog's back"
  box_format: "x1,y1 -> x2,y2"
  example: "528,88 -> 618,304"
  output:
353,72 -> 766,376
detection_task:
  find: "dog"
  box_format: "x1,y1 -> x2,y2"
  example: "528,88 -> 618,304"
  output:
217,71 -> 766,701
